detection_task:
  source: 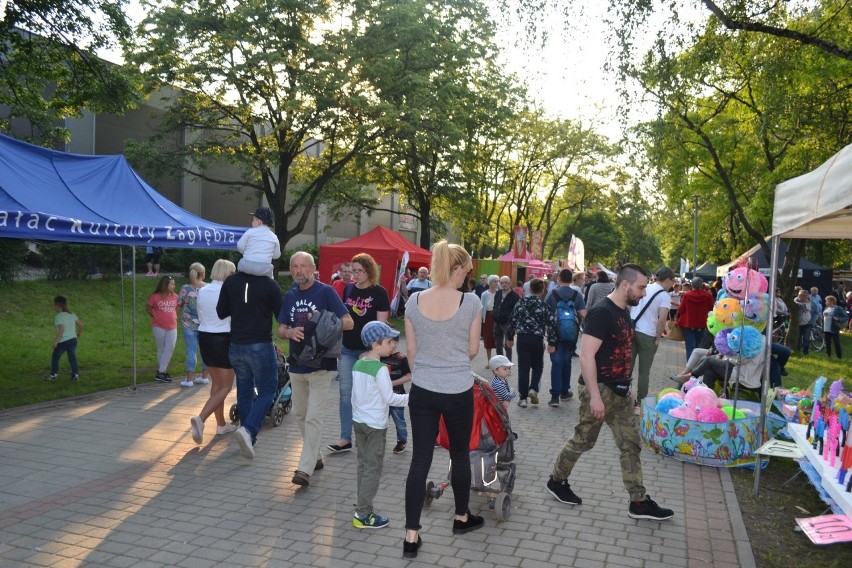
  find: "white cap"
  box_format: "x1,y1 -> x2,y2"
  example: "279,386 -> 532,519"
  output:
489,355 -> 514,372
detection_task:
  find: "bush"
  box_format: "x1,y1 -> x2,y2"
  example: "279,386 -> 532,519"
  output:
155,247 -> 240,276
0,239 -> 27,283
39,243 -> 122,280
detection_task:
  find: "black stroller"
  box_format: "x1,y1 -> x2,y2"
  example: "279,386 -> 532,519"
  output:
229,344 -> 292,427
425,374 -> 517,521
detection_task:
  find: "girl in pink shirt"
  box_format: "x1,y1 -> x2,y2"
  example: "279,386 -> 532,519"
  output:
146,275 -> 178,383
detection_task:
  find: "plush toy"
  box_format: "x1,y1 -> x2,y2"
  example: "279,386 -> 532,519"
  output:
670,403 -> 698,421
718,398 -> 733,408
721,406 -> 747,420
714,328 -> 736,357
829,379 -> 844,401
813,376 -> 827,399
660,391 -> 684,402
684,385 -> 719,413
723,267 -> 768,300
713,297 -> 743,326
742,292 -> 770,331
681,377 -> 702,393
706,313 -> 725,336
657,388 -> 680,401
697,406 -> 729,423
656,397 -> 683,415
727,325 -> 764,358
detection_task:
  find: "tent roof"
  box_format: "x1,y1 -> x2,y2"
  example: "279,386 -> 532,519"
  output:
0,133 -> 245,248
320,226 -> 432,264
498,250 -> 550,267
772,143 -> 852,239
716,242 -> 826,276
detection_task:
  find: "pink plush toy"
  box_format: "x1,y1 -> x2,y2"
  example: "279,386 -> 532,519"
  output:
684,385 -> 719,413
697,406 -> 729,423
660,391 -> 684,402
723,267 -> 768,300
681,377 -> 702,393
670,403 -> 698,421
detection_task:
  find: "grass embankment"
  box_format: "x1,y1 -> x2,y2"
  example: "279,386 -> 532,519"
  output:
1,277 -> 406,411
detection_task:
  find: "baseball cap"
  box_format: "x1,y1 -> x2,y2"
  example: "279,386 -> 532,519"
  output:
251,206 -> 274,226
361,321 -> 400,348
489,355 -> 514,372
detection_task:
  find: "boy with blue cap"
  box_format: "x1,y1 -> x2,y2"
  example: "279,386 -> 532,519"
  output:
351,321 -> 409,529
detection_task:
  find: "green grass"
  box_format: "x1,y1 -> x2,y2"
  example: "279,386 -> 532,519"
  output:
780,334 -> 852,392
0,277 -> 290,410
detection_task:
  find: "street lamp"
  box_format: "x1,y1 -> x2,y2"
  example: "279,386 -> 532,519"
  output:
692,195 -> 698,277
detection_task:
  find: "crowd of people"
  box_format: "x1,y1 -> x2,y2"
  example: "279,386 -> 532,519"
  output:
48,211 -> 852,556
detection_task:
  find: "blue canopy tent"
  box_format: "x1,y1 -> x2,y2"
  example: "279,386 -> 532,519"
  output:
0,133 -> 248,387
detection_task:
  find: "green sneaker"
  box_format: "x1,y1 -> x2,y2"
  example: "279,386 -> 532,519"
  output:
353,512 -> 389,529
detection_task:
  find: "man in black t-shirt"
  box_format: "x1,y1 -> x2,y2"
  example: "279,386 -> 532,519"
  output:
544,264 -> 675,521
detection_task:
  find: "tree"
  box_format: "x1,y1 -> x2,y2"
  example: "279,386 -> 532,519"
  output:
0,0 -> 140,143
126,0 -> 381,252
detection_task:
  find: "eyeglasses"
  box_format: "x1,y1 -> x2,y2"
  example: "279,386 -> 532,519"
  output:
352,268 -> 366,274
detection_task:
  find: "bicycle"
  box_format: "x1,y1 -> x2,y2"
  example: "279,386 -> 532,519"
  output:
771,314 -> 789,345
809,316 -> 825,352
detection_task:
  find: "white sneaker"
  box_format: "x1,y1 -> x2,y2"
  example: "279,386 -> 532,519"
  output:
194,376 -> 210,385
179,379 -> 194,388
217,423 -> 238,435
234,426 -> 255,459
190,416 -> 204,444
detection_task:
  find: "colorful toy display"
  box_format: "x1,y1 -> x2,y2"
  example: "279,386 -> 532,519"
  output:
803,378 -> 852,493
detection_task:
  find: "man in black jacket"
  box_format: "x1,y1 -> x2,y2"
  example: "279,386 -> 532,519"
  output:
492,276 -> 520,362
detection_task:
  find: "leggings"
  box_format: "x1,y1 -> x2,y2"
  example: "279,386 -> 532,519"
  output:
152,326 -> 177,373
405,384 -> 473,531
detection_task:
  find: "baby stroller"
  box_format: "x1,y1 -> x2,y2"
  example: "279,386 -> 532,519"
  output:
229,344 -> 292,427
425,373 -> 517,521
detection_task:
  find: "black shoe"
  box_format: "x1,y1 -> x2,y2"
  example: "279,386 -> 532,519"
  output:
545,476 -> 582,505
561,389 -> 573,400
548,398 -> 559,407
315,459 -> 324,471
402,535 -> 422,558
452,511 -> 484,534
326,442 -> 352,453
70,374 -> 80,382
780,368 -> 789,376
628,496 -> 674,520
155,372 -> 166,382
393,441 -> 407,454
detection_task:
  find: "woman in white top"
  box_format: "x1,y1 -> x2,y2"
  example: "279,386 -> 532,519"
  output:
189,259 -> 238,444
479,275 -> 499,364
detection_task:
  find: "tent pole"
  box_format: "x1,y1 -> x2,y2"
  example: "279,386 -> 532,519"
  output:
120,247 -> 126,345
132,246 -> 137,390
754,235 -> 781,497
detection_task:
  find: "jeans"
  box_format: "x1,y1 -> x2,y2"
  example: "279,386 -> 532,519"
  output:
493,321 -> 512,362
798,324 -> 811,354
182,327 -> 207,374
389,405 -> 408,442
337,346 -> 365,443
405,384 -> 473,531
516,333 -> 545,398
682,327 -> 705,362
51,337 -> 78,375
770,343 -> 791,387
229,341 -> 278,444
549,339 -> 576,400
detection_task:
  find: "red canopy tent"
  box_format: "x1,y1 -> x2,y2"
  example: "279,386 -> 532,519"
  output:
319,226 -> 432,293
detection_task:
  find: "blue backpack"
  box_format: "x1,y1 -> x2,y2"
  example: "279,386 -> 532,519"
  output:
555,288 -> 579,342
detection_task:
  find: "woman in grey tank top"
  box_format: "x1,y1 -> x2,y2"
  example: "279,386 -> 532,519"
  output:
401,241 -> 485,558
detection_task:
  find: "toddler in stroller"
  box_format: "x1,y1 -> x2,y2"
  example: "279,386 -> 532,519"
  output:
229,344 -> 293,427
425,374 -> 517,521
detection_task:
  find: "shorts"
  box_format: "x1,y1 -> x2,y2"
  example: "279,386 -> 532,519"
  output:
198,331 -> 232,368
146,252 -> 162,263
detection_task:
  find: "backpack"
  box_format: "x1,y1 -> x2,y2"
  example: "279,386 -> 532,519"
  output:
555,288 -> 579,342
288,310 -> 343,368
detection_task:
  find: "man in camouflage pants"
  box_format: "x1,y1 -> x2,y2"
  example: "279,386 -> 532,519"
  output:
544,264 -> 675,521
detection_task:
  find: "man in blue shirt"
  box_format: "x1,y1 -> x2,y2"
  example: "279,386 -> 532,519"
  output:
278,252 -> 353,487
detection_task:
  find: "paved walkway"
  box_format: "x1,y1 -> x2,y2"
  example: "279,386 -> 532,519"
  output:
0,338 -> 755,568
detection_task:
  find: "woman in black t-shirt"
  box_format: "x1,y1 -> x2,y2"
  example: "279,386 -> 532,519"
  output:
327,253 -> 391,453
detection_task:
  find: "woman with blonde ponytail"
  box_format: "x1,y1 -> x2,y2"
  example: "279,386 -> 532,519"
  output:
177,262 -> 210,388
402,240 -> 484,558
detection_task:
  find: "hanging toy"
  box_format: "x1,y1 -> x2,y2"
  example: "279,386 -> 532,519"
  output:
723,267 -> 768,300
726,326 -> 764,359
742,292 -> 770,331
714,328 -> 736,356
713,297 -> 743,326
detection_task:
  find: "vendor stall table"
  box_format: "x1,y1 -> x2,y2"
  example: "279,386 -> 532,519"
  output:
788,423 -> 852,517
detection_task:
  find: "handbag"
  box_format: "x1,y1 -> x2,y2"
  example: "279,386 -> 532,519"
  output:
664,319 -> 685,341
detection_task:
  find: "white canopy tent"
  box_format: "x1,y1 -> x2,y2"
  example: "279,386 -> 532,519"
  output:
755,143 -> 852,496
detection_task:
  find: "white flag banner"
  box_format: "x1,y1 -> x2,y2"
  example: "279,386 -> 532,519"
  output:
390,252 -> 410,316
679,258 -> 689,276
573,236 -> 585,272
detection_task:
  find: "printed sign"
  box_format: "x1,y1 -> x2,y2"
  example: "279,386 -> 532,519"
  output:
796,515 -> 852,545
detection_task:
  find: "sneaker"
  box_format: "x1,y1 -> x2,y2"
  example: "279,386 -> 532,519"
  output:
518,398 -> 528,408
190,416 -> 204,444
146,271 -> 154,276
194,376 -> 210,385
70,374 -> 80,382
155,372 -> 172,383
548,398 -> 559,407
353,512 -> 389,529
628,496 -> 674,520
528,389 -> 539,405
125,271 -> 133,276
326,442 -> 352,453
545,476 -> 582,505
180,379 -> 194,388
216,423 -> 238,435
44,374 -> 57,382
402,535 -> 422,559
561,389 -> 574,400
452,510 -> 484,534
393,441 -> 407,454
233,426 -> 254,459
